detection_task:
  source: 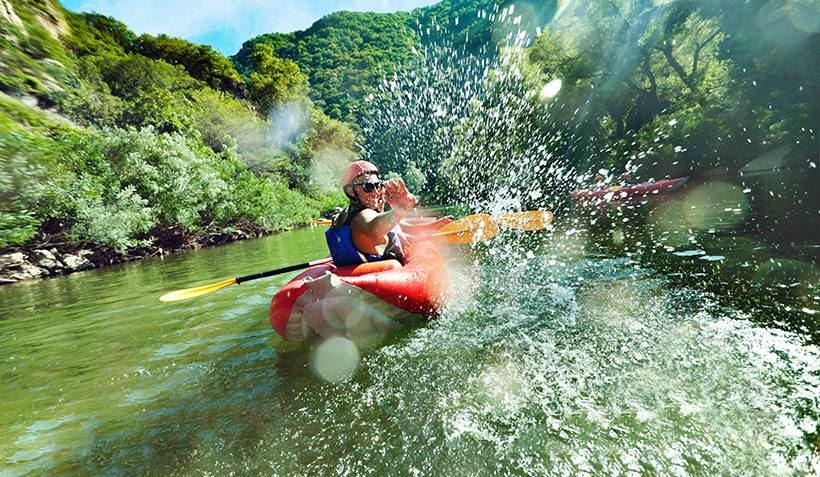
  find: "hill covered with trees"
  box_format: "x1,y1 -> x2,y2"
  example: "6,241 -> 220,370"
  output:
0,0 -> 354,280
315,0 -> 816,217
233,0 -> 557,123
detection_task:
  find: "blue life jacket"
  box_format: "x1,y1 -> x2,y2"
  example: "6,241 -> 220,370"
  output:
325,206 -> 405,266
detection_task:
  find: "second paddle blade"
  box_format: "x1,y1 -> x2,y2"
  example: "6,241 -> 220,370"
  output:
497,210 -> 554,231
432,213 -> 499,245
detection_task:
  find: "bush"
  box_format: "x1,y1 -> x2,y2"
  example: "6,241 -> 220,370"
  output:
70,186 -> 155,252
79,128 -> 228,231
0,212 -> 38,248
187,88 -> 258,152
310,188 -> 348,215
51,86 -> 125,128
0,131 -> 48,247
36,127 -> 333,250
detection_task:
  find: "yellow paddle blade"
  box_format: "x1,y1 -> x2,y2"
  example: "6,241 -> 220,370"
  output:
307,219 -> 332,225
432,213 -> 499,244
159,278 -> 238,302
497,210 -> 555,231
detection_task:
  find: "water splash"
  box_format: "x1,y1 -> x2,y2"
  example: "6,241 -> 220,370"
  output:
242,255 -> 819,476
360,14 -> 593,214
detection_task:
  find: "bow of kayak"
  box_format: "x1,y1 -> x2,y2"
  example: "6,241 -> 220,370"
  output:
269,240 -> 447,342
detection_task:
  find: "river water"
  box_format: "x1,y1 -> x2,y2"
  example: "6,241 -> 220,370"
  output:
1,221 -> 818,476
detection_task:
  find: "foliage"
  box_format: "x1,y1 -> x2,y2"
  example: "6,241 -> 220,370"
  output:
70,186 -> 155,253
234,11 -> 420,122
357,0 -> 817,212
50,80 -> 126,128
0,0 -> 814,261
63,12 -> 135,56
232,2 -> 559,122
132,34 -> 244,95
517,0 -> 818,179
246,43 -> 307,112
0,0 -> 356,256
96,54 -> 200,131
415,0 -> 556,54
0,132 -> 46,247
186,88 -> 258,152
7,127 -> 339,252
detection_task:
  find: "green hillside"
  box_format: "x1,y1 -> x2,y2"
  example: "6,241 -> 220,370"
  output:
233,11 -> 420,122
2,0 -> 816,273
233,1 -> 559,123
0,0 -> 353,263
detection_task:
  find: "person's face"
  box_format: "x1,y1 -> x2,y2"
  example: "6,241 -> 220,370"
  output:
351,173 -> 385,211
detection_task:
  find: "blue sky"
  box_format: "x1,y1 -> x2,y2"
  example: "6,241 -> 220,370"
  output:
61,0 -> 441,55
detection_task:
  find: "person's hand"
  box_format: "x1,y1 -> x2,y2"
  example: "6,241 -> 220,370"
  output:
383,178 -> 417,214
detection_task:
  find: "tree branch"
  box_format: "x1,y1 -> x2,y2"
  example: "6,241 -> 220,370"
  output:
642,54 -> 658,97
691,28 -> 721,77
659,43 -> 706,107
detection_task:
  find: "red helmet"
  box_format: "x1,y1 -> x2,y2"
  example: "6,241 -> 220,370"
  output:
340,160 -> 379,187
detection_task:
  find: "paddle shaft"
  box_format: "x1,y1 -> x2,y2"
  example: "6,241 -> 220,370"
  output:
235,257 -> 332,284
242,211 -> 552,281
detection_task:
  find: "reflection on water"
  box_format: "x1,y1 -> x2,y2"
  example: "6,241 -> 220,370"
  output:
576,174 -> 819,342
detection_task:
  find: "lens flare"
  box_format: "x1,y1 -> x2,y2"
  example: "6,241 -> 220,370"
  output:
309,336 -> 360,383
681,182 -> 749,231
539,78 -> 563,100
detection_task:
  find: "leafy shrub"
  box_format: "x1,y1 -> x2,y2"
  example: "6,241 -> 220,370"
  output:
51,86 -> 125,128
0,212 -> 38,248
70,186 -> 155,252
309,188 -> 348,215
187,88 -> 258,152
0,131 -> 49,247
86,128 -> 227,231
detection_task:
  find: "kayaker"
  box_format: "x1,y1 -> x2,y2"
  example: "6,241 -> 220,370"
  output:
327,160 -> 451,266
619,171 -> 634,185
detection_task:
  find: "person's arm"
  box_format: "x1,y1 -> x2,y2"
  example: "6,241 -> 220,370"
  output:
351,208 -> 408,254
351,178 -> 416,254
399,216 -> 453,235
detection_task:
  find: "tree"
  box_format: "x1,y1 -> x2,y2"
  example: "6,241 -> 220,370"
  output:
246,43 -> 307,112
97,54 -> 199,132
132,34 -> 244,96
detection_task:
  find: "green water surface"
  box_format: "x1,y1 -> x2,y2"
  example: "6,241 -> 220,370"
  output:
1,225 -> 817,476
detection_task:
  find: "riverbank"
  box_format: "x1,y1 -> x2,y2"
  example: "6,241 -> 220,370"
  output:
0,224 -> 289,285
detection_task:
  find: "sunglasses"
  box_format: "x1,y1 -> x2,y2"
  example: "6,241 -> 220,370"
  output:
352,180 -> 383,193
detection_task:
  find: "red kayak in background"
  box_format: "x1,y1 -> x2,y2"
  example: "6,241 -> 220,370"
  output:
269,240 -> 447,342
571,177 -> 688,204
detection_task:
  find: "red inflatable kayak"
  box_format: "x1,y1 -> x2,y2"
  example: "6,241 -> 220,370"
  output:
571,177 -> 688,204
269,241 -> 447,342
